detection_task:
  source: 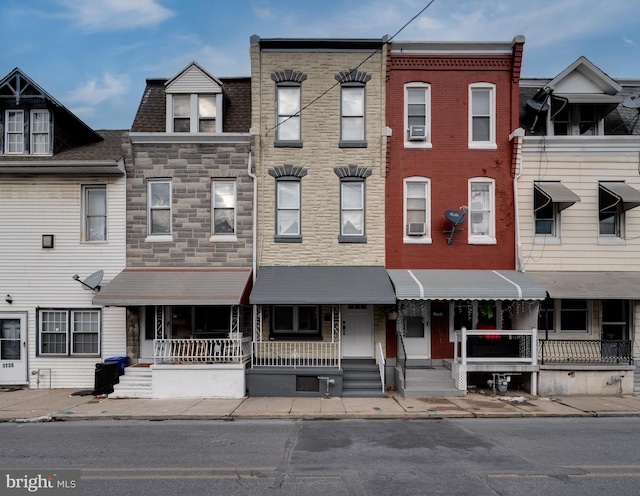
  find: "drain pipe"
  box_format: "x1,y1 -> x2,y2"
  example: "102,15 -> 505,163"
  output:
248,145 -> 258,353
510,127 -> 525,272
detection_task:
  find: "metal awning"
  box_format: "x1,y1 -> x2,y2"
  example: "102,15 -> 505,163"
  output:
250,266 -> 396,305
526,271 -> 640,299
387,270 -> 547,301
534,182 -> 580,212
92,268 -> 252,306
599,182 -> 640,212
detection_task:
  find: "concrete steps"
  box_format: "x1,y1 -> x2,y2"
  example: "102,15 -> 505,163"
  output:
110,366 -> 152,399
342,360 -> 386,398
396,362 -> 465,398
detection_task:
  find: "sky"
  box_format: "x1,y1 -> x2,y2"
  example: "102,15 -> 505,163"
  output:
1,0 -> 638,130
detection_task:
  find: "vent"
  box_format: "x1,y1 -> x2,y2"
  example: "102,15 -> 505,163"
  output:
408,125 -> 426,141
407,222 -> 426,236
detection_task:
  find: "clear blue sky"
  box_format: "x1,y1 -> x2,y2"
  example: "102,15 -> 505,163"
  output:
1,0 -> 638,130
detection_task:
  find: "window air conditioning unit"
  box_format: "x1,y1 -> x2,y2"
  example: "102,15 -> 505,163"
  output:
407,222 -> 426,236
408,125 -> 426,141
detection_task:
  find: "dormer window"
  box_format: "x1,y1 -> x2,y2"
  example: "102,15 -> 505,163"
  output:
169,94 -> 217,133
3,109 -> 51,155
552,100 -> 599,136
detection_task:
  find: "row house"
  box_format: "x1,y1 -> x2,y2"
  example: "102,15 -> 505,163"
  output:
0,68 -> 127,389
93,62 -> 254,398
247,36 -> 396,397
384,37 -> 549,396
516,56 -> 640,395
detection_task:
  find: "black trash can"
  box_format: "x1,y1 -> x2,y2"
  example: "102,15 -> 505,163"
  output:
94,362 -> 120,395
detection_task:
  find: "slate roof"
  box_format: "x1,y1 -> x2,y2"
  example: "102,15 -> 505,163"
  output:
131,77 -> 251,133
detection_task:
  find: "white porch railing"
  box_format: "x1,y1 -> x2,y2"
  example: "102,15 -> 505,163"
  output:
376,342 -> 385,394
454,328 -> 538,366
252,341 -> 340,367
153,337 -> 251,364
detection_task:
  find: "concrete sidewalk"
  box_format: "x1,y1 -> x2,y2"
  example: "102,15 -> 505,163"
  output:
1,388 -> 640,422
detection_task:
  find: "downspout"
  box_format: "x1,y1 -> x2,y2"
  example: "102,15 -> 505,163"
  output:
509,127 -> 525,272
248,149 -> 257,284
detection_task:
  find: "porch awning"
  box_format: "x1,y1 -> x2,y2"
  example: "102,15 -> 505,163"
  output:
250,266 -> 396,305
526,271 -> 640,299
599,182 -> 640,212
534,182 -> 580,212
387,269 -> 547,301
92,268 -> 252,306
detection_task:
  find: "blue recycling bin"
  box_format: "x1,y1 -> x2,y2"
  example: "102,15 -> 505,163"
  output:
104,356 -> 129,376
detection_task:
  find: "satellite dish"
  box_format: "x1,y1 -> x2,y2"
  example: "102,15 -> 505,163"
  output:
622,93 -> 640,109
72,270 -> 103,291
445,209 -> 466,225
525,99 -> 550,113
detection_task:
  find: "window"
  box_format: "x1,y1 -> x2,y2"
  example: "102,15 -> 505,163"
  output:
340,180 -> 365,241
276,180 -> 300,239
30,110 -> 50,154
551,102 -> 600,136
148,180 -> 172,236
599,185 -> 622,238
276,85 -> 301,144
468,179 -> 496,244
271,305 -> 320,337
5,110 -> 24,154
537,299 -> 590,334
39,309 -> 101,356
82,185 -> 107,242
404,83 -> 431,147
404,178 -> 430,243
469,83 -> 496,148
534,198 -> 556,236
212,180 -> 236,236
170,94 -> 218,133
340,85 -> 366,146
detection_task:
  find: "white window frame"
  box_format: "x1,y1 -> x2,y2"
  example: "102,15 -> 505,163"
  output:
537,299 -> 592,336
276,84 -> 301,143
30,109 -> 50,155
5,110 -> 24,154
340,180 -> 365,240
276,179 -> 301,238
403,177 -> 431,244
404,83 -> 431,148
38,309 -> 101,356
468,178 -> 496,244
166,94 -> 221,133
82,184 -> 107,243
340,84 -> 366,145
146,179 -> 172,241
468,83 -> 496,149
211,180 -> 237,241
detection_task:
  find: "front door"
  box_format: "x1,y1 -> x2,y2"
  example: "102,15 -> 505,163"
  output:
342,305 -> 373,358
401,301 -> 431,359
0,313 -> 28,385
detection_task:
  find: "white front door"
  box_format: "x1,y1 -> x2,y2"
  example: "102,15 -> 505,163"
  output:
341,305 -> 373,358
0,313 -> 28,385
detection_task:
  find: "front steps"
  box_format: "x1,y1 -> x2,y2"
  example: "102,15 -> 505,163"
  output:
342,359 -> 386,398
110,365 -> 152,399
396,360 -> 465,398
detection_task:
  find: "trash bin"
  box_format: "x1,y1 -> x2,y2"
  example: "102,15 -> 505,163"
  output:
94,362 -> 120,395
104,356 -> 129,376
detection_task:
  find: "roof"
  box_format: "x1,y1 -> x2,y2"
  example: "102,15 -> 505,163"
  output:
252,36 -> 387,51
387,270 -> 547,301
526,271 -> 640,299
250,266 -> 396,305
93,268 -> 252,306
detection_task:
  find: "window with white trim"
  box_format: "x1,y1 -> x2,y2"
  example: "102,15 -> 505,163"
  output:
39,309 -> 101,356
468,178 -> 496,244
340,85 -> 365,145
30,109 -> 50,154
276,179 -> 301,239
5,110 -> 24,154
148,180 -> 172,236
469,83 -> 496,148
340,180 -> 365,241
82,185 -> 107,242
404,178 -> 430,243
276,84 -> 301,142
404,83 -> 431,147
537,299 -> 591,334
169,94 -> 218,133
212,180 -> 236,236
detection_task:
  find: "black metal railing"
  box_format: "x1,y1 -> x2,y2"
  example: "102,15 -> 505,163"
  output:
398,333 -> 407,384
539,339 -> 633,365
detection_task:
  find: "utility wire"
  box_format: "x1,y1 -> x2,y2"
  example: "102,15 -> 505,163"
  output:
265,0 -> 438,136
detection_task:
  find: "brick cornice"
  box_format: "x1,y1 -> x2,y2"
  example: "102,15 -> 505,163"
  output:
389,57 -> 512,70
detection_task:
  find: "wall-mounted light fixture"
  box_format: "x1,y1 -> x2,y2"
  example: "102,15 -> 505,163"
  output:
5,295 -> 12,304
42,234 -> 54,249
